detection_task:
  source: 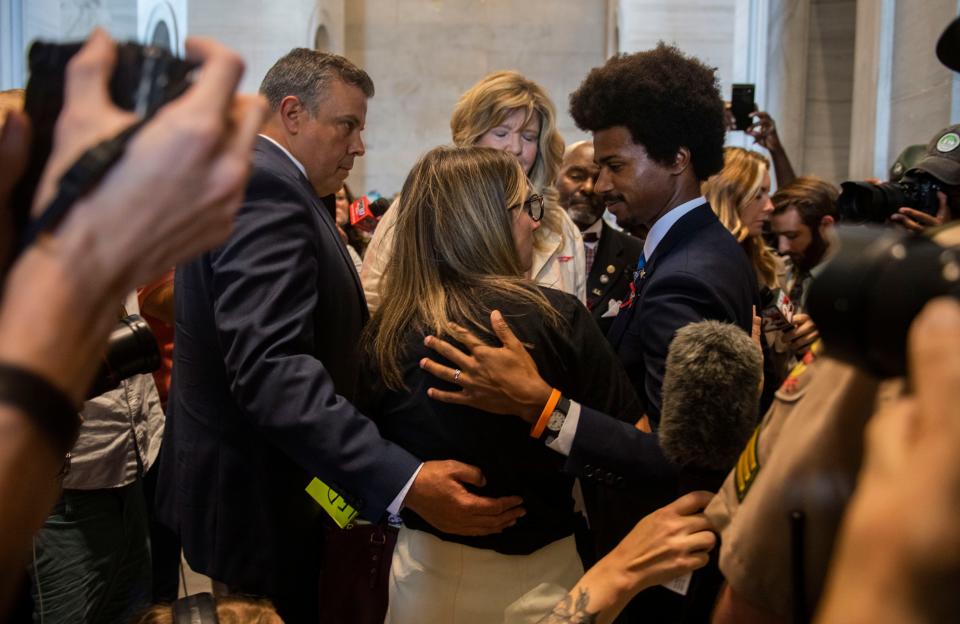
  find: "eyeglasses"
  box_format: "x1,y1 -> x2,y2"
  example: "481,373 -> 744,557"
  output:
509,193 -> 545,222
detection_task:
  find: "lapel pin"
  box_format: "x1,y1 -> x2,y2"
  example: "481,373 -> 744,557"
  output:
599,274 -> 610,284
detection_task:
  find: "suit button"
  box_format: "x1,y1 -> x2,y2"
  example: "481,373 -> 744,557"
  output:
583,464 -> 594,478
605,472 -> 617,485
615,476 -> 625,488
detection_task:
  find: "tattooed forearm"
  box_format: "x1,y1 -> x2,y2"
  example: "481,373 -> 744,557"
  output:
537,589 -> 599,623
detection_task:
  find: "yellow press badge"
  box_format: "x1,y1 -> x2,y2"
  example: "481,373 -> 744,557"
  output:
305,478 -> 359,528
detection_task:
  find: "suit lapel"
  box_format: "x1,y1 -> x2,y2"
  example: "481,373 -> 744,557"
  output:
587,223 -> 626,302
643,204 -> 716,276
604,205 -> 717,348
256,138 -> 369,321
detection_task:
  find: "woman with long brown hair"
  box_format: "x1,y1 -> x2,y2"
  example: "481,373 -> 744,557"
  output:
358,145 -> 639,624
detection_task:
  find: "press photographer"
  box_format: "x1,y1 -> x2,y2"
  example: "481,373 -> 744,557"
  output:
0,30 -> 264,620
838,124 -> 959,230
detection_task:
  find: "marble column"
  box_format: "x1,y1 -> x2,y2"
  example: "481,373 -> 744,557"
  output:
188,0 -> 339,95
765,0 -> 810,176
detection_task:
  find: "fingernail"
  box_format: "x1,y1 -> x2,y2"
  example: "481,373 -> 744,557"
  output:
419,358 -> 427,368
424,336 -> 432,346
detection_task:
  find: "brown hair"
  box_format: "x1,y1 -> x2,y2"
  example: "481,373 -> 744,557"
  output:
366,146 -> 564,390
259,48 -> 373,114
135,596 -> 283,624
772,176 -> 839,231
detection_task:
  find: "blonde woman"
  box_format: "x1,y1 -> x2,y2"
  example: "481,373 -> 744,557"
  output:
358,146 -> 642,624
703,147 -> 818,376
361,71 -> 585,312
702,147 -> 780,289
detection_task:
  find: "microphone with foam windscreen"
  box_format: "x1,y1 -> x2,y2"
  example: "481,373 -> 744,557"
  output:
655,320 -> 763,614
658,320 -> 763,493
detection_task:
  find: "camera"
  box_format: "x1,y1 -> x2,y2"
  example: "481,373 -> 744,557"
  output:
12,41 -> 196,238
837,172 -> 943,224
86,315 -> 162,399
806,225 -> 960,378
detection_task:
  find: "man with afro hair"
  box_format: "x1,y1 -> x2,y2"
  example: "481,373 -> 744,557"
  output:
417,44 -> 767,623
554,42 -> 765,622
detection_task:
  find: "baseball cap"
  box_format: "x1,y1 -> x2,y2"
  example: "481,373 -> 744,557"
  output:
937,16 -> 960,72
888,144 -> 925,181
909,124 -> 960,186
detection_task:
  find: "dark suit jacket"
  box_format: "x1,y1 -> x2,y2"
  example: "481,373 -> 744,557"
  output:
156,138 -> 420,597
565,203 -> 760,622
358,287 -> 642,555
585,222 -> 644,336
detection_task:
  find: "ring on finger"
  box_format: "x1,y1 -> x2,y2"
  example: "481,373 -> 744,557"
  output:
453,369 -> 462,382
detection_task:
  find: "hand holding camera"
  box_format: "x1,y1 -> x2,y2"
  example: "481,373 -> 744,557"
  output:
889,191 -> 949,232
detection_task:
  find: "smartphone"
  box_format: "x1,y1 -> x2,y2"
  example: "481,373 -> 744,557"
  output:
760,289 -> 795,332
731,83 -> 755,131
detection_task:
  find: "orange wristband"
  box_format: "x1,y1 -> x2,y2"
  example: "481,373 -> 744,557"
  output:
530,388 -> 562,439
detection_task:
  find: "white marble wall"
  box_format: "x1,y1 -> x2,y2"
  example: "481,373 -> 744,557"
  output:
887,0 -> 956,166
188,0 -> 344,95
344,0 -> 606,196
618,0 -> 737,98
802,0 -> 855,183
765,0 -> 810,178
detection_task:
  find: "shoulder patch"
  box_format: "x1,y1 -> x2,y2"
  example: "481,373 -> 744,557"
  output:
735,425 -> 762,502
775,340 -> 820,401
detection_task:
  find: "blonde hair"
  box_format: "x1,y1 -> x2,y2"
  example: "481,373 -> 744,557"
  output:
703,147 -> 779,288
0,88 -> 24,125
367,146 -> 564,390
450,71 -> 566,251
135,596 -> 282,624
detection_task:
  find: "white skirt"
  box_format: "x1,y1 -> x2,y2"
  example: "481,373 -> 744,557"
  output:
385,527 -> 583,624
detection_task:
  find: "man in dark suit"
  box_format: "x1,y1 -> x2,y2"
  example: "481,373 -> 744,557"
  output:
157,49 -> 524,621
419,43 -> 761,622
556,140 -> 644,335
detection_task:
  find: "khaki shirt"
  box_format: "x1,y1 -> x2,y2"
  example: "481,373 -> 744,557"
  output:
706,354 -> 902,617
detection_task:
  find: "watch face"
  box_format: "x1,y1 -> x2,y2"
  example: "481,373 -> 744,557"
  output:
547,410 -> 565,432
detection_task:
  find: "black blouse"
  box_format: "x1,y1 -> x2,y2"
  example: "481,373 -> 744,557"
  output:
358,287 -> 641,555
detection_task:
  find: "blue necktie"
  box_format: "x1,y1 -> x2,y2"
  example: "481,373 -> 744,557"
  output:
622,253 -> 647,311
633,253 -> 647,283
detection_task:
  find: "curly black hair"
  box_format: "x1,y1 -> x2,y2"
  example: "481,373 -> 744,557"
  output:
569,43 -> 726,181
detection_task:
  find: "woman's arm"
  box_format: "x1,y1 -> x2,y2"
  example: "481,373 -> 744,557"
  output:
539,491 -> 716,624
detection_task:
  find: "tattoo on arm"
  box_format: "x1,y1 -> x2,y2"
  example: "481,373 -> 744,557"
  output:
537,589 -> 599,623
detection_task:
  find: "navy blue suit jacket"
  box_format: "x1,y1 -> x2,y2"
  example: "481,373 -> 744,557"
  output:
157,138 -> 420,595
566,204 -> 758,601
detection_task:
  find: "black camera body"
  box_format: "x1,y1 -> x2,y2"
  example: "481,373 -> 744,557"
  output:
806,225 -> 960,378
837,172 -> 943,224
9,41 -> 188,399
12,41 -> 195,237
87,315 -> 162,399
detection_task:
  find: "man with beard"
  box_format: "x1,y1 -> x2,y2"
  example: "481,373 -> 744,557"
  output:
769,177 -> 839,311
557,140 -> 643,334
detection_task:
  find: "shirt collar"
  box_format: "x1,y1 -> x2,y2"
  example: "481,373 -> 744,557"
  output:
583,218 -> 603,242
259,134 -> 308,179
643,195 -> 707,260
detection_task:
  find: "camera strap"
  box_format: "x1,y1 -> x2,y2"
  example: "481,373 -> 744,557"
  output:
19,119 -> 147,253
